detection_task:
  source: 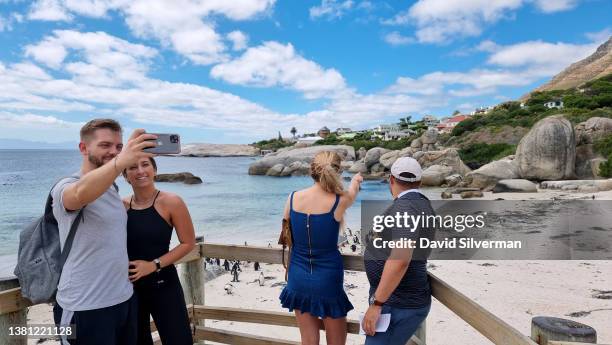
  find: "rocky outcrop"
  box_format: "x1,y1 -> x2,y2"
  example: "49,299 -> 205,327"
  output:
416,148 -> 471,176
248,145 -> 355,175
515,115 -> 576,180
357,147 -> 367,160
364,148 -> 390,167
348,161 -> 368,173
155,172 -> 202,184
575,117 -> 612,145
421,165 -> 453,186
575,117 -> 612,178
492,179 -> 537,193
464,156 -> 519,190
180,143 -> 260,157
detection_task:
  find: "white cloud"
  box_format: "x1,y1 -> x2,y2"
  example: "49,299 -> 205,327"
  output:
24,30 -> 157,86
384,0 -> 581,43
383,31 -> 414,46
25,0 -> 276,65
210,41 -> 347,99
486,40 -> 599,75
227,31 -> 249,51
0,112 -> 83,128
310,0 -> 354,20
532,0 -> 579,13
585,28 -> 611,43
28,0 -> 73,21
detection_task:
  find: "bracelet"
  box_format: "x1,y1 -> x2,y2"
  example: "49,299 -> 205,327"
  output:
113,156 -> 119,174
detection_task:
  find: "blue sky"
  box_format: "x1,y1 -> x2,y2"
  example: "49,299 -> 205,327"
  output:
0,0 -> 610,145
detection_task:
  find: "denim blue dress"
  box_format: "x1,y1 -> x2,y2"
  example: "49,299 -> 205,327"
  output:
279,191 -> 354,318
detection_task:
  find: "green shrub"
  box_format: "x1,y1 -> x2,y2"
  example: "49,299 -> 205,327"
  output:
459,143 -> 516,168
599,153 -> 612,178
594,134 -> 612,157
314,134 -> 340,145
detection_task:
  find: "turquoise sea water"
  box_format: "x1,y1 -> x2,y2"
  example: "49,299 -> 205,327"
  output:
0,149 -> 441,276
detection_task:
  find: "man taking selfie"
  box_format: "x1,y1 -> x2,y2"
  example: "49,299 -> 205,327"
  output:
52,118 -> 156,345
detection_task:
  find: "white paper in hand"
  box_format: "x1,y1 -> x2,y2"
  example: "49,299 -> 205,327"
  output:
359,313 -> 391,335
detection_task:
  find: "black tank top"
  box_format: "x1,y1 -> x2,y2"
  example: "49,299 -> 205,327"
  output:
127,191 -> 176,287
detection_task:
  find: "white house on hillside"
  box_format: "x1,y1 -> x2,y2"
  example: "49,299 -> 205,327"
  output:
544,100 -> 564,109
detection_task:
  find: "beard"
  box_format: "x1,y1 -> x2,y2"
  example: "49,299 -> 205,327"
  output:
88,153 -> 114,168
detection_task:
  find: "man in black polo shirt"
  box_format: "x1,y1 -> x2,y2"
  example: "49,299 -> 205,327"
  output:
362,157 -> 434,344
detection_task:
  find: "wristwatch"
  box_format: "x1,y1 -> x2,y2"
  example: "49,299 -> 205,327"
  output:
154,258 -> 161,272
369,295 -> 384,307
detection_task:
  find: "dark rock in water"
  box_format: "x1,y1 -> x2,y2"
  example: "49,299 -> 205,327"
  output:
441,191 -> 453,199
155,172 -> 203,184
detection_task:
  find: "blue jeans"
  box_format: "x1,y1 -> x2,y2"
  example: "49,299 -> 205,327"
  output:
365,303 -> 430,345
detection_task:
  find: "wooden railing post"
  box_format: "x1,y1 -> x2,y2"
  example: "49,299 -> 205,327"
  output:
530,317 -> 597,344
179,237 -> 206,343
0,277 -> 27,345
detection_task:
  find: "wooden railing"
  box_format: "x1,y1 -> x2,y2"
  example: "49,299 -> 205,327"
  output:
0,242 -> 601,345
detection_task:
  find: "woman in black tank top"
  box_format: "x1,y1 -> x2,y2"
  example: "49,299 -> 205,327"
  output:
123,157 -> 196,345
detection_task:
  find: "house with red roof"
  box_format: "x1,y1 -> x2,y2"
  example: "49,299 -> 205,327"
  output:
435,114 -> 471,134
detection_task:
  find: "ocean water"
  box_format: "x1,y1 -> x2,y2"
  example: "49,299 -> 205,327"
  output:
1,149 -> 441,275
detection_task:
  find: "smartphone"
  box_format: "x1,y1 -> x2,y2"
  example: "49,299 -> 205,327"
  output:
143,133 -> 181,154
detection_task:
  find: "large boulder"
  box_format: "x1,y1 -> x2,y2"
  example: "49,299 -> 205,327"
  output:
417,148 -> 471,176
421,165 -> 454,186
248,145 -> 355,175
421,129 -> 438,144
348,161 -> 368,174
574,117 -> 612,178
380,151 -> 400,169
515,115 -> 576,180
370,163 -> 386,173
286,161 -> 310,176
364,147 -> 390,167
492,179 -> 537,193
465,156 -> 519,190
357,147 -> 367,160
266,164 -> 286,177
575,117 -> 612,145
410,137 -> 423,149
398,147 -> 414,157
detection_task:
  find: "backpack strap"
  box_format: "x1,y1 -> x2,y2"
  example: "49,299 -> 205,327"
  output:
59,207 -> 84,270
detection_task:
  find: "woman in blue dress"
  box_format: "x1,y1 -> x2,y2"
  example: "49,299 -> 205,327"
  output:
280,151 -> 363,345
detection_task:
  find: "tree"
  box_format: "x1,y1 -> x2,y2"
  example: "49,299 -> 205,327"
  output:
278,131 -> 283,141
452,110 -> 461,115
290,127 -> 297,138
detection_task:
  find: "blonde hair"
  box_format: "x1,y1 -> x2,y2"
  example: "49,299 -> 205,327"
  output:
310,151 -> 344,195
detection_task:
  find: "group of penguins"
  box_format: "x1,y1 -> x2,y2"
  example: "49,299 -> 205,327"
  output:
204,257 -> 265,295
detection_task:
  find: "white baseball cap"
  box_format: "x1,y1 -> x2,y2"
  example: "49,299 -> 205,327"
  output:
390,157 -> 422,182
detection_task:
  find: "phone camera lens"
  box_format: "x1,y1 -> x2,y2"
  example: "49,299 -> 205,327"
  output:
170,135 -> 179,143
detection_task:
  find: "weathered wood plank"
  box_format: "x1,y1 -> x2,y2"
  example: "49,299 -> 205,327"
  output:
192,304 -> 424,345
429,272 -> 537,345
0,287 -> 31,316
201,243 -> 364,271
194,325 -> 300,345
193,305 -> 361,333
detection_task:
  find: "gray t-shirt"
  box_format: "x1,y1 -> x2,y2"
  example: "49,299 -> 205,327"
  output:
51,175 -> 133,311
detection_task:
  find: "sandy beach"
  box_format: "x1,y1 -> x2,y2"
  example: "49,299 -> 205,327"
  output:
25,189 -> 612,344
